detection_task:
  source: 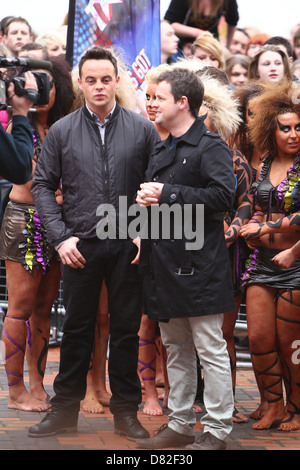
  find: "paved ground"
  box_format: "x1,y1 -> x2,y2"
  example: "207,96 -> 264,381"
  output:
0,346 -> 300,454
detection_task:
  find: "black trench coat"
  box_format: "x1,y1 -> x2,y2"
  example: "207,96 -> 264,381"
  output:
140,118 -> 236,321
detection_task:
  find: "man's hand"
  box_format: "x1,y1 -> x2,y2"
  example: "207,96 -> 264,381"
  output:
136,182 -> 164,207
57,237 -> 86,269
7,71 -> 38,116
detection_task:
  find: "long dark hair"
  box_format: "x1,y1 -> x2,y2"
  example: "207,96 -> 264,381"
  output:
46,55 -> 74,126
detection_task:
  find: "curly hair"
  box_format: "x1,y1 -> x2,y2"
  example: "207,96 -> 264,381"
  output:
231,82 -> 264,155
247,79 -> 300,156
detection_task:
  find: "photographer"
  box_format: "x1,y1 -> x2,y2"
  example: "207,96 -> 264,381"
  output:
0,71 -> 37,184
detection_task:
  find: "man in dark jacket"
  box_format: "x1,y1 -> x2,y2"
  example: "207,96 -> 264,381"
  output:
135,67 -> 235,450
29,47 -> 159,440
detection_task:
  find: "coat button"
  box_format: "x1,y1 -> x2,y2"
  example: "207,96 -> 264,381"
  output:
170,171 -> 175,178
153,176 -> 159,181
170,193 -> 177,200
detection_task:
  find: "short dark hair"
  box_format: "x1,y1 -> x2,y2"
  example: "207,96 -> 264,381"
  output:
155,67 -> 204,119
4,16 -> 32,36
20,42 -> 49,59
78,46 -> 118,78
264,36 -> 293,58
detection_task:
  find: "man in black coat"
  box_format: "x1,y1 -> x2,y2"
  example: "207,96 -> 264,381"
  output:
136,67 -> 235,450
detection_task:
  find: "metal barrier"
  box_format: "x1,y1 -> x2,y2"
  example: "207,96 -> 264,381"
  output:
235,302 -> 252,368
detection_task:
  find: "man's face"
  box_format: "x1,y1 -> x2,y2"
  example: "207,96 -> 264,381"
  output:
154,80 -> 180,129
229,30 -> 249,55
294,39 -> 300,59
78,59 -> 119,116
160,22 -> 179,58
3,21 -> 33,55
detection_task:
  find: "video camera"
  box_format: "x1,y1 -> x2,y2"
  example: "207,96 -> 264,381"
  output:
0,56 -> 53,108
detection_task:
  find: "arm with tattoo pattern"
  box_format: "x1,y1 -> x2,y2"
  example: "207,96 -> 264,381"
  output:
240,211 -> 300,240
224,151 -> 254,246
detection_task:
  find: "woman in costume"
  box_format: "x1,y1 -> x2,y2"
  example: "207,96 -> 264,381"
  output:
240,79 -> 300,431
0,56 -> 74,411
232,83 -> 264,182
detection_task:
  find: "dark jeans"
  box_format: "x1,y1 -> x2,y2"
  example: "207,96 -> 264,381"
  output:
51,238 -> 143,418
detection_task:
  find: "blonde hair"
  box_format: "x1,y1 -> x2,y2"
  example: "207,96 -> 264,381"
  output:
199,72 -> 242,141
191,32 -> 225,70
145,64 -> 171,83
36,31 -> 66,48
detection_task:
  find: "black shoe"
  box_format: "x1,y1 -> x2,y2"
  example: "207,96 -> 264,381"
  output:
28,410 -> 78,438
114,415 -> 150,441
136,423 -> 195,449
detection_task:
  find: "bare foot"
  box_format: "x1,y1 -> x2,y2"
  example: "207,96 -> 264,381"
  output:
252,404 -> 285,430
31,386 -> 51,405
80,391 -> 104,414
8,390 -> 51,412
278,411 -> 300,432
143,397 -> 163,416
233,406 -> 249,423
250,401 -> 268,420
96,389 -> 111,407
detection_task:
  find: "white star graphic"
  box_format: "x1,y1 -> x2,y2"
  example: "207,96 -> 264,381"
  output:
85,0 -> 124,31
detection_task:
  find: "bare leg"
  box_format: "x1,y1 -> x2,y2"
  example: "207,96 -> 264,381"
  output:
26,260 -> 61,403
4,261 -> 50,411
138,314 -> 163,416
222,294 -> 248,423
247,285 -> 285,430
276,289 -> 300,431
80,355 -> 104,414
93,283 -> 111,406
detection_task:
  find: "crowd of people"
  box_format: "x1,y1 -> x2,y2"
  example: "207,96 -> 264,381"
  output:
0,0 -> 300,451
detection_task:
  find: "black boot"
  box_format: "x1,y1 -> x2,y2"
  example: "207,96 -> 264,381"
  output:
28,410 -> 78,438
114,415 -> 150,441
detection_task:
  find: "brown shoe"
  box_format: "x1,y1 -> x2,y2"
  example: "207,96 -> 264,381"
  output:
185,431 -> 226,450
136,423 -> 195,449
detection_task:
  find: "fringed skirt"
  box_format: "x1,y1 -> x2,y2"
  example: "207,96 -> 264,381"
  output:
0,200 -> 60,274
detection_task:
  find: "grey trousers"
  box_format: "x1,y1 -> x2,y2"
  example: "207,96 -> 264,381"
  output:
159,314 -> 234,441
